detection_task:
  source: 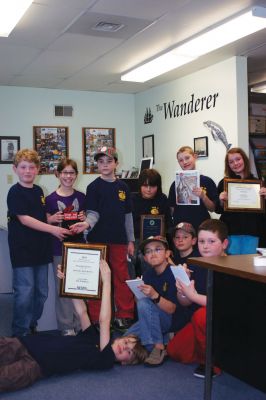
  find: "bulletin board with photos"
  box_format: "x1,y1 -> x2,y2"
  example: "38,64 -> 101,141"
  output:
82,127 -> 115,174
33,126 -> 69,174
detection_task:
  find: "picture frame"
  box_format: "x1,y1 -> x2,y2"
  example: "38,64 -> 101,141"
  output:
224,178 -> 264,213
33,126 -> 68,174
194,136 -> 208,158
60,242 -> 107,299
139,157 -> 153,174
128,167 -> 139,179
140,215 -> 165,242
142,134 -> 155,163
82,127 -> 115,174
0,136 -> 20,164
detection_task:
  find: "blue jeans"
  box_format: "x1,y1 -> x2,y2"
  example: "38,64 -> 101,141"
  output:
125,297 -> 172,352
227,235 -> 259,255
12,265 -> 48,336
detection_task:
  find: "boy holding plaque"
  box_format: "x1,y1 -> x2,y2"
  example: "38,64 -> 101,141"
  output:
0,260 -> 148,393
7,149 -> 71,337
70,147 -> 135,331
168,146 -> 218,231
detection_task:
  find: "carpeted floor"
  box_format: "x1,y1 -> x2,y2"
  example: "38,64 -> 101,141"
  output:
0,293 -> 265,400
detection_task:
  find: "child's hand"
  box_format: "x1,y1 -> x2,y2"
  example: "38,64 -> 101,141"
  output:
127,241 -> 134,257
219,191 -> 228,202
100,260 -> 111,284
259,187 -> 266,197
192,186 -> 205,199
176,279 -> 196,299
51,226 -> 72,240
78,211 -> 86,222
57,264 -> 65,279
69,221 -> 89,234
181,263 -> 192,278
51,211 -> 64,224
139,283 -> 157,299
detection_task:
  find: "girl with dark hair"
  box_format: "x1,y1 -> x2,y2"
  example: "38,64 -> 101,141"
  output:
131,169 -> 172,276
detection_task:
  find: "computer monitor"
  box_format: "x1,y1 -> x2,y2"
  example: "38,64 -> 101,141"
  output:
139,157 -> 153,175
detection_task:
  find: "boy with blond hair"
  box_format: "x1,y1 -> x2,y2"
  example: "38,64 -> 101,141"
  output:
7,149 -> 71,336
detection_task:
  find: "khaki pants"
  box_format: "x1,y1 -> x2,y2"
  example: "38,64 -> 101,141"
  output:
0,337 -> 43,392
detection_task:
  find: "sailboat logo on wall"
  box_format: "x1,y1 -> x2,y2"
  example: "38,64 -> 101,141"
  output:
144,107 -> 153,124
203,120 -> 231,151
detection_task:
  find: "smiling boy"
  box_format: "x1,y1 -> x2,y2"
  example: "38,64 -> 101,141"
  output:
126,236 -> 188,367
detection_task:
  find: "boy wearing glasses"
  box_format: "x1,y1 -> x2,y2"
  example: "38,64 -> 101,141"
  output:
125,236 -> 188,367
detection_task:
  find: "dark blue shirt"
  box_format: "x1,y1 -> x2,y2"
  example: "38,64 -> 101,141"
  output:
20,326 -> 115,376
168,174 -> 218,231
85,177 -> 131,244
7,183 -> 52,267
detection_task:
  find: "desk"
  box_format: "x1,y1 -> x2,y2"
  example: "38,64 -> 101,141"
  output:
188,255 -> 266,400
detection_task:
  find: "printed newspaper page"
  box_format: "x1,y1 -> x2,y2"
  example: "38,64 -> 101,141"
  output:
175,170 -> 200,205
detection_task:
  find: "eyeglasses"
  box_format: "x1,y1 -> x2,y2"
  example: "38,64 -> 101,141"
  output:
60,171 -> 76,176
144,247 -> 165,255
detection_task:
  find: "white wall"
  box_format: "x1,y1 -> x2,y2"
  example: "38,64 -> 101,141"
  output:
0,86 -> 135,227
135,56 -> 249,195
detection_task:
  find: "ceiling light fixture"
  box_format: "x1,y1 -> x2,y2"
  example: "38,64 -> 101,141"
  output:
0,0 -> 33,37
251,81 -> 266,93
121,6 -> 266,83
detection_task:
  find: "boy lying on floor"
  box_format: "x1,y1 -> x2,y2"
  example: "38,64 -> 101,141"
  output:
0,260 -> 148,393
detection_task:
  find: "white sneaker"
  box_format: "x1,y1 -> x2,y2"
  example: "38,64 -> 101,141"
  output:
61,329 -> 76,336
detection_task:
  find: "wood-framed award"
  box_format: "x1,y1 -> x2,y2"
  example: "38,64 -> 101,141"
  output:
224,178 -> 264,213
60,242 -> 107,299
140,215 -> 165,242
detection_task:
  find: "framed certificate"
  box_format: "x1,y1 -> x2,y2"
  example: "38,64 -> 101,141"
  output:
60,242 -> 107,299
224,178 -> 264,212
140,215 -> 165,242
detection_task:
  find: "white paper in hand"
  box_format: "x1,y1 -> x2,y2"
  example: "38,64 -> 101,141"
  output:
126,279 -> 146,300
170,265 -> 190,286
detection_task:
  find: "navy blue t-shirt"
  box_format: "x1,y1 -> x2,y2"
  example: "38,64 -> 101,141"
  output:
7,183 -> 52,267
143,264 -> 190,331
85,177 -> 131,244
168,174 -> 218,231
20,326 -> 115,376
131,192 -> 173,239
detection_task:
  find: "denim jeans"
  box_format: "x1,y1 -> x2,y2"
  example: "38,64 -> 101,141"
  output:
125,297 -> 172,352
12,265 -> 48,336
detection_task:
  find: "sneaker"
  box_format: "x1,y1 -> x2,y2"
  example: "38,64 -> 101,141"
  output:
144,348 -> 166,367
61,329 -> 76,336
113,318 -> 134,331
193,364 -> 221,378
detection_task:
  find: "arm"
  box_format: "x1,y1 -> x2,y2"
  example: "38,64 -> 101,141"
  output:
17,215 -> 71,240
72,299 -> 91,331
69,210 -> 99,234
192,187 -> 216,212
176,279 -> 206,307
46,211 -> 64,225
98,260 -> 112,350
125,212 -> 135,256
139,283 -> 176,314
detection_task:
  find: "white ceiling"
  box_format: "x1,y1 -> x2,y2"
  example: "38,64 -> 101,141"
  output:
0,0 -> 265,94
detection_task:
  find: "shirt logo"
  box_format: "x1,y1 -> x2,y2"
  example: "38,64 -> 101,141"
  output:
150,206 -> 159,215
118,190 -> 126,201
201,186 -> 207,195
41,195 -> 45,205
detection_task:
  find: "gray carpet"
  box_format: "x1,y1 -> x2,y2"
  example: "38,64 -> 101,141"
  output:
0,294 -> 265,400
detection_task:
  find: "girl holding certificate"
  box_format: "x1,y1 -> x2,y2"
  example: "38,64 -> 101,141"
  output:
46,159 -> 86,336
216,147 -> 266,254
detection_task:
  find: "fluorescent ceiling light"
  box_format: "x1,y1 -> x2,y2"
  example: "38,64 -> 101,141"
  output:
251,81 -> 266,93
0,0 -> 33,37
121,6 -> 266,83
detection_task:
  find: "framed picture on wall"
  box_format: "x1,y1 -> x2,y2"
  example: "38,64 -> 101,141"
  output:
194,136 -> 208,158
0,136 -> 20,164
82,127 -> 115,174
33,126 -> 69,174
142,134 -> 155,163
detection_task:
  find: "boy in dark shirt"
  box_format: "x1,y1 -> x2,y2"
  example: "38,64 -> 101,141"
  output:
171,222 -> 200,265
0,261 -> 148,393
